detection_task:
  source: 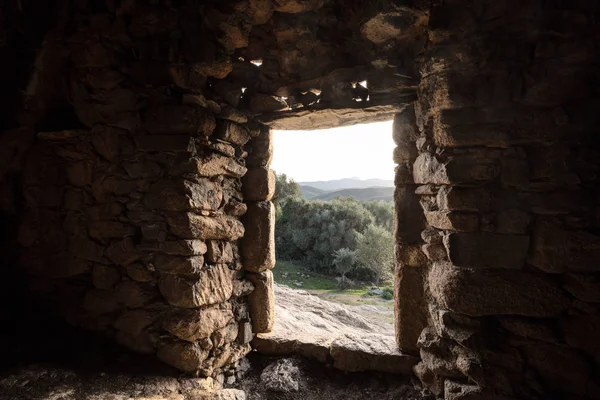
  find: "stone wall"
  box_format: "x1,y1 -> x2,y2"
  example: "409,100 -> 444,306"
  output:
411,1 -> 600,398
12,1 -> 279,377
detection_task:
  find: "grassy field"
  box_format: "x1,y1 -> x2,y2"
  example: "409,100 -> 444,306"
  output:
272,260 -> 394,312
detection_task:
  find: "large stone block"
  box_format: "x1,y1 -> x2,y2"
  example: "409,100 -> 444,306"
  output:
154,254 -> 205,275
428,262 -> 570,317
528,220 -> 600,273
444,232 -> 530,269
246,128 -> 273,168
524,343 -> 594,397
178,154 -> 248,178
214,120 -> 251,146
168,213 -> 245,240
436,186 -> 491,212
394,264 -> 427,354
242,167 -> 275,202
115,280 -> 156,308
206,241 -> 234,264
561,314 -> 600,361
393,105 -> 418,145
246,271 -> 274,333
424,211 -> 479,232
159,264 -> 234,308
162,303 -> 234,342
139,240 -> 208,256
330,334 -> 418,374
144,106 -> 216,136
241,201 -> 275,272
413,153 -> 499,185
145,179 -> 223,211
157,341 -> 209,373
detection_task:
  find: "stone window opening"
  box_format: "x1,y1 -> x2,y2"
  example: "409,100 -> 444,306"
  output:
246,120 -> 418,375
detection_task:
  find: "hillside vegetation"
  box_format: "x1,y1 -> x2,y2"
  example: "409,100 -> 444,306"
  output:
311,186 -> 393,202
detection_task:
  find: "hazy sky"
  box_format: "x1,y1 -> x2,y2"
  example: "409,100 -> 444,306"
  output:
271,120 -> 395,182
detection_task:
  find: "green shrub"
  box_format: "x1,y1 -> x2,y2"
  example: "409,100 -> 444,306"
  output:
382,287 -> 393,300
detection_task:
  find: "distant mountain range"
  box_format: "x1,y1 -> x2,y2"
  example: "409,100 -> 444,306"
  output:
297,178 -> 394,191
298,178 -> 394,203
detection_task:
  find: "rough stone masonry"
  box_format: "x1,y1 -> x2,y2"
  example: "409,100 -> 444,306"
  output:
1,0 -> 600,399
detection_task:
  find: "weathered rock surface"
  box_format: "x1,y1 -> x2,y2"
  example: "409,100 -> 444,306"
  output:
159,265 -> 235,308
241,202 -> 275,272
246,271 -> 275,334
259,358 -> 300,392
168,213 -> 245,241
252,285 -> 417,374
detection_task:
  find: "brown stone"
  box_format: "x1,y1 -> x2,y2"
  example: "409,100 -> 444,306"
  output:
524,343 -> 592,397
444,232 -> 530,269
248,94 -> 287,114
116,330 -> 155,355
528,220 -> 600,273
413,153 -> 499,185
157,341 -> 209,373
178,154 -> 248,179
92,265 -> 121,290
241,202 -> 275,272
498,317 -> 557,343
144,106 -> 216,136
436,186 -> 491,212
115,280 -> 155,308
89,220 -> 137,241
245,129 -> 273,168
424,211 -> 479,232
163,304 -> 234,342
91,126 -> 121,161
330,334 -> 418,375
125,263 -> 154,282
154,254 -> 205,275
395,264 -> 427,354
225,201 -> 248,217
105,237 -> 140,266
237,321 -> 254,345
145,179 -> 223,212
274,0 -> 324,14
140,240 -> 208,256
214,121 -> 251,146
135,134 -> 196,152
246,271 -> 274,333
206,241 -> 234,264
242,168 -> 275,202
187,389 -> 246,400
71,235 -> 104,262
168,213 -> 245,240
159,264 -> 234,308
114,309 -> 155,335
428,262 -> 570,317
232,279 -> 255,298
212,322 -> 239,348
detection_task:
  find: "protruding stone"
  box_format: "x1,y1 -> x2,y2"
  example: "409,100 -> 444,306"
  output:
154,254 -> 205,275
206,241 -> 234,264
237,321 -> 254,345
105,237 -> 140,266
159,264 -> 234,308
424,211 -> 479,232
248,94 -> 287,114
114,309 -> 155,335
214,121 -> 251,146
436,186 -> 491,212
242,167 -> 275,202
157,341 -> 209,373
115,280 -> 155,308
168,213 -> 245,240
428,262 -> 570,317
444,232 -> 530,269
242,202 -> 275,272
163,304 -> 234,342
178,154 -> 248,178
247,271 -> 274,333
145,179 -> 222,211
140,240 -> 208,256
